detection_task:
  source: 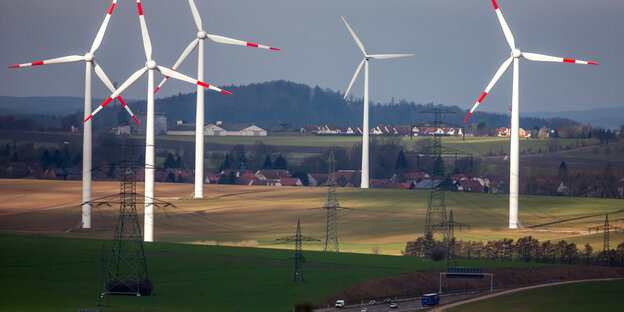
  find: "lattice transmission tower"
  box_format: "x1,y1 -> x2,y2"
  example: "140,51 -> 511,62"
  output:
276,219 -> 319,282
589,214 -> 620,266
416,109 -> 471,259
434,210 -> 471,267
96,143 -> 152,306
323,151 -> 341,252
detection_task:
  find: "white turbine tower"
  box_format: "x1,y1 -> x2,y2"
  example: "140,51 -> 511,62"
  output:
154,0 -> 279,199
464,0 -> 598,228
341,16 -> 413,189
86,0 -> 232,242
9,0 -> 139,229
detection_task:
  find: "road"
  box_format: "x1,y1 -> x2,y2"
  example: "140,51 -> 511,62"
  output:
315,278 -> 623,312
313,290 -> 490,312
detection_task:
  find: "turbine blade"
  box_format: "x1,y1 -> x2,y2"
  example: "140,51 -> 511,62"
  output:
156,65 -> 232,95
369,54 -> 414,60
341,16 -> 367,56
522,52 -> 599,65
84,67 -> 147,123
92,60 -> 116,92
155,38 -> 199,93
206,34 -> 280,50
9,55 -> 85,68
90,0 -> 118,53
344,58 -> 366,99
492,0 -> 515,50
464,57 -> 513,122
188,0 -> 203,31
136,0 -> 152,60
93,60 -> 139,124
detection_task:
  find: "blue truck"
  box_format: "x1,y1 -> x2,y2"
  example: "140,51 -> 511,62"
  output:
421,293 -> 440,307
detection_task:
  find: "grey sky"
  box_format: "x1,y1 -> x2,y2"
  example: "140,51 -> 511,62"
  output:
1,0 -> 622,114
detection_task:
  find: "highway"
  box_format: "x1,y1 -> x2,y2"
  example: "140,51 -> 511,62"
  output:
313,290 -> 489,312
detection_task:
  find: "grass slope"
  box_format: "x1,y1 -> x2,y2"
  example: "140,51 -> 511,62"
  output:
0,180 -> 621,255
0,233 -> 541,312
447,279 -> 624,312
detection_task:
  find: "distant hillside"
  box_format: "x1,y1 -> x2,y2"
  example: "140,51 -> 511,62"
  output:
0,96 -> 87,115
151,80 -> 577,129
0,81 -> 579,130
525,107 -> 624,130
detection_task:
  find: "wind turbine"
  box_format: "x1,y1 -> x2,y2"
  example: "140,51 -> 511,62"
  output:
86,0 -> 232,242
9,0 -> 139,229
464,0 -> 598,228
154,0 -> 279,199
341,16 -> 413,189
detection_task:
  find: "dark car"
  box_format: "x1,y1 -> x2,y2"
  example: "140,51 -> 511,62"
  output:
383,298 -> 392,304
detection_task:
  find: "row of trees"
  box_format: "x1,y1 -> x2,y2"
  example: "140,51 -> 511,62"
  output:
405,235 -> 624,267
1,142 -> 82,169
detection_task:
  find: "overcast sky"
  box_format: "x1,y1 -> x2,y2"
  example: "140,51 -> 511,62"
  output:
1,0 -> 622,114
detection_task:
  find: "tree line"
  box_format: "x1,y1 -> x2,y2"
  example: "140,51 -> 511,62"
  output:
405,235 -> 624,267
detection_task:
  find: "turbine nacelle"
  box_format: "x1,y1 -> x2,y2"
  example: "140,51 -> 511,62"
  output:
84,52 -> 94,62
146,60 -> 157,70
197,30 -> 207,39
511,49 -> 522,58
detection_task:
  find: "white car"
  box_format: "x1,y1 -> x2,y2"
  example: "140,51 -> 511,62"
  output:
335,300 -> 345,308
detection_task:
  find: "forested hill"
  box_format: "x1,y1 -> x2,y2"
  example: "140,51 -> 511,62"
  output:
0,80 -> 577,129
152,80 -> 575,129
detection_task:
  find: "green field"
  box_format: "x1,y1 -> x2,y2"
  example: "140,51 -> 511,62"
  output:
447,279 -> 624,312
0,233 -> 551,312
156,135 -> 598,157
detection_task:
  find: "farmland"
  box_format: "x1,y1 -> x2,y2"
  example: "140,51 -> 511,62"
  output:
156,134 -> 600,157
0,179 -> 622,254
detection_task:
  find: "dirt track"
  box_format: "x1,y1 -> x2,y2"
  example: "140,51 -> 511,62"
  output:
324,266 -> 624,306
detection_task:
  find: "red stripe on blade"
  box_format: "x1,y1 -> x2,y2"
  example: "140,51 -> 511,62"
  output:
221,90 -> 232,95
108,3 -> 115,14
197,81 -> 211,88
101,97 -> 113,108
563,58 -> 575,63
463,112 -> 472,123
83,115 -> 93,124
477,92 -> 487,103
8,65 -> 19,68
117,96 -> 127,107
153,87 -> 160,94
492,0 -> 499,10
247,42 -> 259,48
132,115 -> 140,125
588,62 -> 599,65
32,61 -> 44,66
270,47 -> 280,51
137,2 -> 143,15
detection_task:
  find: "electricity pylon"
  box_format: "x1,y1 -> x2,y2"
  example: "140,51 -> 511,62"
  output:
435,210 -> 470,268
324,151 -> 341,252
97,143 -> 151,306
589,214 -> 620,266
276,219 -> 319,282
415,109 -> 471,259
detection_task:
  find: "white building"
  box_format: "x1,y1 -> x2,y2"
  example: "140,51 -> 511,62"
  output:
167,120 -> 267,136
